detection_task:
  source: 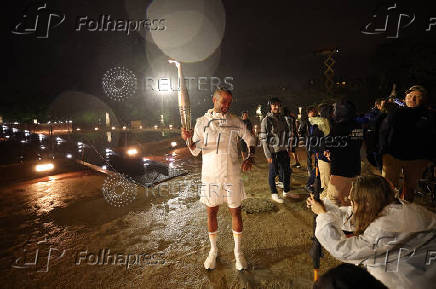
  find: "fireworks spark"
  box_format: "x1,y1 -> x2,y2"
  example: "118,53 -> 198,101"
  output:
102,173 -> 138,207
102,66 -> 137,102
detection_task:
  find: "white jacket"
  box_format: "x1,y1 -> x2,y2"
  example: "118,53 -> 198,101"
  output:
189,109 -> 255,208
316,199 -> 436,289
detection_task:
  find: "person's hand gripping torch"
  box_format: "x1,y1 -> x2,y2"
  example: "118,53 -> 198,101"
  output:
169,60 -> 192,147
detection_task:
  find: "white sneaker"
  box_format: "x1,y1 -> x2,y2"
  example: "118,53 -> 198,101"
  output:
204,250 -> 217,270
271,193 -> 284,203
235,252 -> 248,270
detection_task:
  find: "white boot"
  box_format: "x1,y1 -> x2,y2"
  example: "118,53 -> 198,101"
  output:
271,193 -> 284,203
204,231 -> 218,270
233,230 -> 247,270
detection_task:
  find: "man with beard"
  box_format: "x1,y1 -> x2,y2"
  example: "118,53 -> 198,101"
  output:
181,89 -> 255,270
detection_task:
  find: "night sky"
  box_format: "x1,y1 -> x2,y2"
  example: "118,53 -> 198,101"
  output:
5,0 -> 436,123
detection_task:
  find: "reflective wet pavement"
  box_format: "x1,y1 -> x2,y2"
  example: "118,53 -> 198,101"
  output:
0,148 -> 342,289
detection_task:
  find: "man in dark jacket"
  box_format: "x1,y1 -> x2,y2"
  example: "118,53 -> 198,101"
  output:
298,106 -> 319,192
379,85 -> 435,202
323,99 -> 363,206
260,98 -> 295,203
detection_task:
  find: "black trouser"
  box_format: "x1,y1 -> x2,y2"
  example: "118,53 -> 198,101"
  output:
269,151 -> 291,194
307,150 -> 315,186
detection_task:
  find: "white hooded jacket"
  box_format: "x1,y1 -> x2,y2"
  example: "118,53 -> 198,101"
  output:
189,109 -> 256,208
316,199 -> 436,289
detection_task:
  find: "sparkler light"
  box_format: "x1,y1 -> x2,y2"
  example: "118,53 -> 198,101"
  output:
102,173 -> 137,207
102,66 -> 137,102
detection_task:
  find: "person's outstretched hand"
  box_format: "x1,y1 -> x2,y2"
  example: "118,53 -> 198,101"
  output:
306,194 -> 326,215
168,59 -> 181,69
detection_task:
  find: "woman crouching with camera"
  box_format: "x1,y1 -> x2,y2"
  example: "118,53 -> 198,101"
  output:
307,175 -> 436,289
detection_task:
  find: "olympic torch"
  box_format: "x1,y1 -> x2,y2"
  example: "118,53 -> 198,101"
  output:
169,60 -> 192,146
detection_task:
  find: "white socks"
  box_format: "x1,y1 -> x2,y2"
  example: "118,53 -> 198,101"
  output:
204,231 -> 218,270
209,231 -> 218,254
204,230 -> 248,270
233,230 -> 247,270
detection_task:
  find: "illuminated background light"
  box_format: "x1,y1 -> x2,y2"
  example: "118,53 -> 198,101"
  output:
127,148 -> 138,156
35,163 -> 54,172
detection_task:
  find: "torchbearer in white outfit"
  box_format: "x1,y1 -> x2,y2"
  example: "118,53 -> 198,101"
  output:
181,89 -> 256,271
